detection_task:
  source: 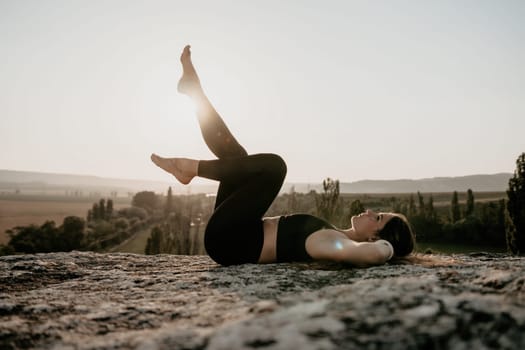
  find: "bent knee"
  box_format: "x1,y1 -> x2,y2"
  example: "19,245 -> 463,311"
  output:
261,153 -> 287,178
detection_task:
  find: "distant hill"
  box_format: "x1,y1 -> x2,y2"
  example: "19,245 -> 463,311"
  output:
341,173 -> 512,193
280,173 -> 513,194
0,169 -> 513,196
0,170 -> 187,197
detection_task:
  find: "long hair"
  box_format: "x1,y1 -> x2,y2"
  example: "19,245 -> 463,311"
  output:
378,214 -> 415,257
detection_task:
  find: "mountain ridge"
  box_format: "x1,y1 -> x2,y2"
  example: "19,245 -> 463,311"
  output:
0,169 -> 513,194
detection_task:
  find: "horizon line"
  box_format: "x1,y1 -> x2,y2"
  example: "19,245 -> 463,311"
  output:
0,168 -> 514,184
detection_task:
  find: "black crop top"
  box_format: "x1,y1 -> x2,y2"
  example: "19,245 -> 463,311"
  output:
276,214 -> 336,262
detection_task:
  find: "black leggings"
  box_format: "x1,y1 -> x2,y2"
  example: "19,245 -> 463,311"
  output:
196,109 -> 287,266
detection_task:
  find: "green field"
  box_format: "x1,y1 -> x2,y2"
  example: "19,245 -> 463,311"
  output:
109,229 -> 152,254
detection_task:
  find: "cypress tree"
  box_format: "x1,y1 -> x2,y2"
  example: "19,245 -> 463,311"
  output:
165,187 -> 174,216
506,152 -> 525,254
505,204 -> 517,254
106,199 -> 113,220
61,216 -> 85,251
466,189 -> 475,217
417,191 -> 425,217
450,191 -> 460,223
427,194 -> 436,220
408,194 -> 416,217
99,199 -> 106,221
92,203 -> 99,221
145,226 -> 163,255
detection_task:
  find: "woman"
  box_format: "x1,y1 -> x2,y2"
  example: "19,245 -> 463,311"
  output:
151,45 -> 415,267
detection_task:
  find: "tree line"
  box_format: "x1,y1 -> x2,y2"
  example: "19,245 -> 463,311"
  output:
1,152 -> 524,256
145,152 -> 525,255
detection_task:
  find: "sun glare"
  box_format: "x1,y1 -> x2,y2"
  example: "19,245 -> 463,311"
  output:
173,95 -> 197,125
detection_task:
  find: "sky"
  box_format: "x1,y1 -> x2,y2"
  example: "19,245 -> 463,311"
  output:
1,0 -> 524,185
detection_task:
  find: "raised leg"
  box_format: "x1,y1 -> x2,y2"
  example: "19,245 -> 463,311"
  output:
178,45 -> 247,159
151,45 -> 266,212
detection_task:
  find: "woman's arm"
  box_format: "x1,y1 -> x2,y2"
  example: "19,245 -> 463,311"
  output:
306,229 -> 394,267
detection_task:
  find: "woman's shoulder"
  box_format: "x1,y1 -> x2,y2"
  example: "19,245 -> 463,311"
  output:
306,233 -> 392,266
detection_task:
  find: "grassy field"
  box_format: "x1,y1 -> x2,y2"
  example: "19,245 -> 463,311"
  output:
0,195 -> 130,245
110,229 -> 151,254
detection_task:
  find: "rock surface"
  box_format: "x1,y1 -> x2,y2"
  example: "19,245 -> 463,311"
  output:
1,252 -> 524,349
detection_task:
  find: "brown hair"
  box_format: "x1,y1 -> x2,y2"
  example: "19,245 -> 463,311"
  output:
378,214 -> 415,257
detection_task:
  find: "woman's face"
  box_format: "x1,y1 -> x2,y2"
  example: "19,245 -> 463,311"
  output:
351,209 -> 395,242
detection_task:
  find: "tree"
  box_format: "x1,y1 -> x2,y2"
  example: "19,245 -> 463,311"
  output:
118,207 -> 148,220
106,199 -> 114,220
426,194 -> 436,220
7,221 -> 59,253
165,187 -> 174,216
505,204 -> 517,253
165,213 -> 192,254
466,189 -> 475,217
61,216 -> 85,251
91,203 -> 100,221
99,199 -> 106,220
450,191 -> 460,223
0,244 -> 15,256
287,186 -> 298,213
88,199 -> 113,221
349,199 -> 365,216
506,152 -> 525,254
417,191 -> 425,216
477,199 -> 506,246
132,191 -> 159,212
145,226 -> 163,255
6,225 -> 42,253
408,194 -> 416,217
315,178 -> 340,223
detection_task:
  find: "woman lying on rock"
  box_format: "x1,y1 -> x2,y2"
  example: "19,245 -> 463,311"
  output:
151,45 -> 416,267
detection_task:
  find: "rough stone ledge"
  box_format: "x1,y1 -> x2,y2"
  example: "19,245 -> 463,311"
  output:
1,251 -> 524,349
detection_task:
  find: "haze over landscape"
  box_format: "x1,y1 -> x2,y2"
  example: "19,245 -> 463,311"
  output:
0,169 -> 513,196
1,1 -> 524,185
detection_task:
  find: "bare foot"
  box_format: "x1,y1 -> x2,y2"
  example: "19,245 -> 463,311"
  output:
150,153 -> 197,185
177,45 -> 202,96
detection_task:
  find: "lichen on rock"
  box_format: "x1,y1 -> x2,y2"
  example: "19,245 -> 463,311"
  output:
1,252 -> 524,349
